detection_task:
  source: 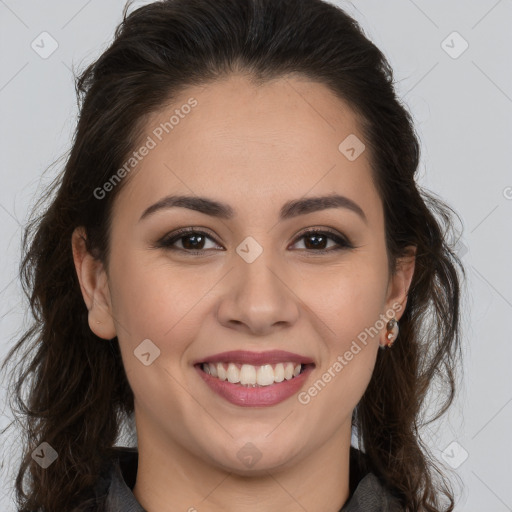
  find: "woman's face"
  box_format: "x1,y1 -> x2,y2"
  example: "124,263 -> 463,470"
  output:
74,74 -> 414,474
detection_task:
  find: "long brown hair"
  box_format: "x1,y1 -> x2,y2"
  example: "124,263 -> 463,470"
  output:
1,0 -> 465,510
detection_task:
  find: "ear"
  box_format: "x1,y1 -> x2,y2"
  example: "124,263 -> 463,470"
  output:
384,245 -> 417,323
71,227 -> 116,340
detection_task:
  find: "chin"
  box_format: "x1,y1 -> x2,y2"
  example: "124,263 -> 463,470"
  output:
200,435 -> 304,475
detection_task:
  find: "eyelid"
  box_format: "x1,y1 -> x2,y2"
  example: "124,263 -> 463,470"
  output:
291,226 -> 351,246
155,227 -> 223,249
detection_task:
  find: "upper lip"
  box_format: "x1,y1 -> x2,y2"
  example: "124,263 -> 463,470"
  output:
193,350 -> 315,366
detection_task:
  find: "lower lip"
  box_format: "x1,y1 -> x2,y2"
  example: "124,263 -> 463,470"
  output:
195,364 -> 314,407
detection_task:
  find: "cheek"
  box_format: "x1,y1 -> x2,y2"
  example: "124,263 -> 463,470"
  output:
107,249 -> 199,349
304,263 -> 387,341
299,274 -> 384,420
324,270 -> 386,396
108,255 -> 200,412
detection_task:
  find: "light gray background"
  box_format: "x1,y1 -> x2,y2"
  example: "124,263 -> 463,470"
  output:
1,1 -> 511,511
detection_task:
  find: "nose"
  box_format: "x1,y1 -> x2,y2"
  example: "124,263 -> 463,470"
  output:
216,253 -> 300,337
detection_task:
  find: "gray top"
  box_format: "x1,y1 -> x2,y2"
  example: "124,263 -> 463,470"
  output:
75,446 -> 403,511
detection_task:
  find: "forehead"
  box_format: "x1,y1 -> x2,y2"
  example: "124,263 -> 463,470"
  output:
113,74 -> 381,223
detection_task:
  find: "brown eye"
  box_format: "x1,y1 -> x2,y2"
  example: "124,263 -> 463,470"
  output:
291,230 -> 353,252
177,233 -> 207,250
155,229 -> 223,254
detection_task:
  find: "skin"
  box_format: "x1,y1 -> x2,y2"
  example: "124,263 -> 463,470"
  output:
72,74 -> 416,512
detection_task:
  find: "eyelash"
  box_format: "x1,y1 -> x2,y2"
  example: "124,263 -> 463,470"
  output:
154,227 -> 354,255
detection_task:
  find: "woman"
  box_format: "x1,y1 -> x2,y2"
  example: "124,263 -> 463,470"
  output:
2,0 -> 465,510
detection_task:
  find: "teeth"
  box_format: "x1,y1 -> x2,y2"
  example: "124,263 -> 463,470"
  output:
227,363 -> 240,383
240,364 -> 257,385
274,363 -> 285,382
208,363 -> 218,377
256,364 -> 274,386
202,362 -> 304,387
217,364 -> 227,381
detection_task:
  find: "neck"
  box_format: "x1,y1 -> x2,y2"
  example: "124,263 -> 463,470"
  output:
132,418 -> 352,512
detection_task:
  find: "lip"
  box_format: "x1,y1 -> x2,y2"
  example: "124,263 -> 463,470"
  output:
195,363 -> 315,407
192,350 -> 315,366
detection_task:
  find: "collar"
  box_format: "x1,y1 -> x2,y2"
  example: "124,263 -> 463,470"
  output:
91,446 -> 402,511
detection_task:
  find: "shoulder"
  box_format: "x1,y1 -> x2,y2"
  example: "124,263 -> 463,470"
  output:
102,447 -> 145,511
109,446 -> 139,487
342,446 -> 404,512
70,446 -> 142,512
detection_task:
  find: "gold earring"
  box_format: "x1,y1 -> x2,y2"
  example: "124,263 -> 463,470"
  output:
381,318 -> 399,349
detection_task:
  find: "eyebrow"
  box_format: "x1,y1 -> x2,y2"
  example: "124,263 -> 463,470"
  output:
139,193 -> 367,224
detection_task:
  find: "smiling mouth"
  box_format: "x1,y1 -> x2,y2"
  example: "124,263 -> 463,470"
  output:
197,362 -> 314,387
